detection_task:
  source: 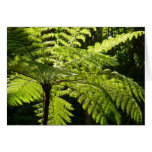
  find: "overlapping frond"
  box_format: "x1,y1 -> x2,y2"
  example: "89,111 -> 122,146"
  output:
51,46 -> 119,71
69,82 -> 122,125
34,86 -> 74,125
47,96 -> 74,125
7,74 -> 43,106
65,69 -> 144,124
89,69 -> 144,124
7,27 -> 93,66
7,27 -> 144,125
88,31 -> 145,53
51,46 -> 144,124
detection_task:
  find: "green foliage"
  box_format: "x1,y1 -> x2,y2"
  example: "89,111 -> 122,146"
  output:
7,27 -> 145,125
88,31 -> 145,53
7,74 -> 43,106
33,85 -> 74,125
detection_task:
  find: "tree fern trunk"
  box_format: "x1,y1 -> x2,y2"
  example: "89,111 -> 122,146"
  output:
111,27 -> 113,37
83,110 -> 92,125
42,84 -> 51,125
97,27 -> 102,42
117,27 -> 120,34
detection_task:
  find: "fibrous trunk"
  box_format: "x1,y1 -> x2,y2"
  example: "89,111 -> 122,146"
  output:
83,110 -> 92,125
42,84 -> 51,125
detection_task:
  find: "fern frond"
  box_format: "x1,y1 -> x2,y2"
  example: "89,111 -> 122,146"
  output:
35,96 -> 74,125
64,63 -> 144,124
7,74 -> 43,106
89,69 -> 144,124
69,83 -> 122,125
7,27 -> 144,125
47,96 -> 74,125
52,46 -> 119,71
88,31 -> 145,53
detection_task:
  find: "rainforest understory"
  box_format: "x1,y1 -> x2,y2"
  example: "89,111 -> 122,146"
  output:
7,27 -> 145,125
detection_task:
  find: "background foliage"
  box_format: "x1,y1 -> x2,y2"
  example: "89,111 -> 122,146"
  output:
7,27 -> 145,125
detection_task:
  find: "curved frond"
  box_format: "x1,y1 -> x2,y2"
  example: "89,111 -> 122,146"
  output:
88,31 -> 145,53
7,27 -> 144,125
35,96 -> 74,125
7,74 -> 43,106
47,96 -> 74,125
69,83 -> 122,125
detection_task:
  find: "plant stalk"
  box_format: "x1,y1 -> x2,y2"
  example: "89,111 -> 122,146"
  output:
42,84 -> 51,125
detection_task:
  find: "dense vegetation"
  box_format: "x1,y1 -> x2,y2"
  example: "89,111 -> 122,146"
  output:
7,27 -> 145,125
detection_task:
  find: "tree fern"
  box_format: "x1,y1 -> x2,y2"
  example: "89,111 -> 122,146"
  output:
7,27 -> 144,125
63,57 -> 144,124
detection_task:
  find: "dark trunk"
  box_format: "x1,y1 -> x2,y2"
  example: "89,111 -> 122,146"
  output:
97,27 -> 102,42
124,27 -> 127,33
117,27 -> 120,34
42,84 -> 51,125
83,110 -> 92,125
107,27 -> 109,38
91,29 -> 96,45
111,27 -> 113,37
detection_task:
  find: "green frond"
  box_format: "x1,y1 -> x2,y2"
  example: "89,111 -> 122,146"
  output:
48,97 -> 74,125
76,35 -> 86,42
33,84 -> 74,125
7,74 -> 43,106
67,64 -> 144,124
80,28 -> 91,37
59,32 -> 73,42
94,69 -> 144,124
7,27 -> 144,125
52,46 -> 119,72
88,31 -> 145,53
69,83 -> 122,125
